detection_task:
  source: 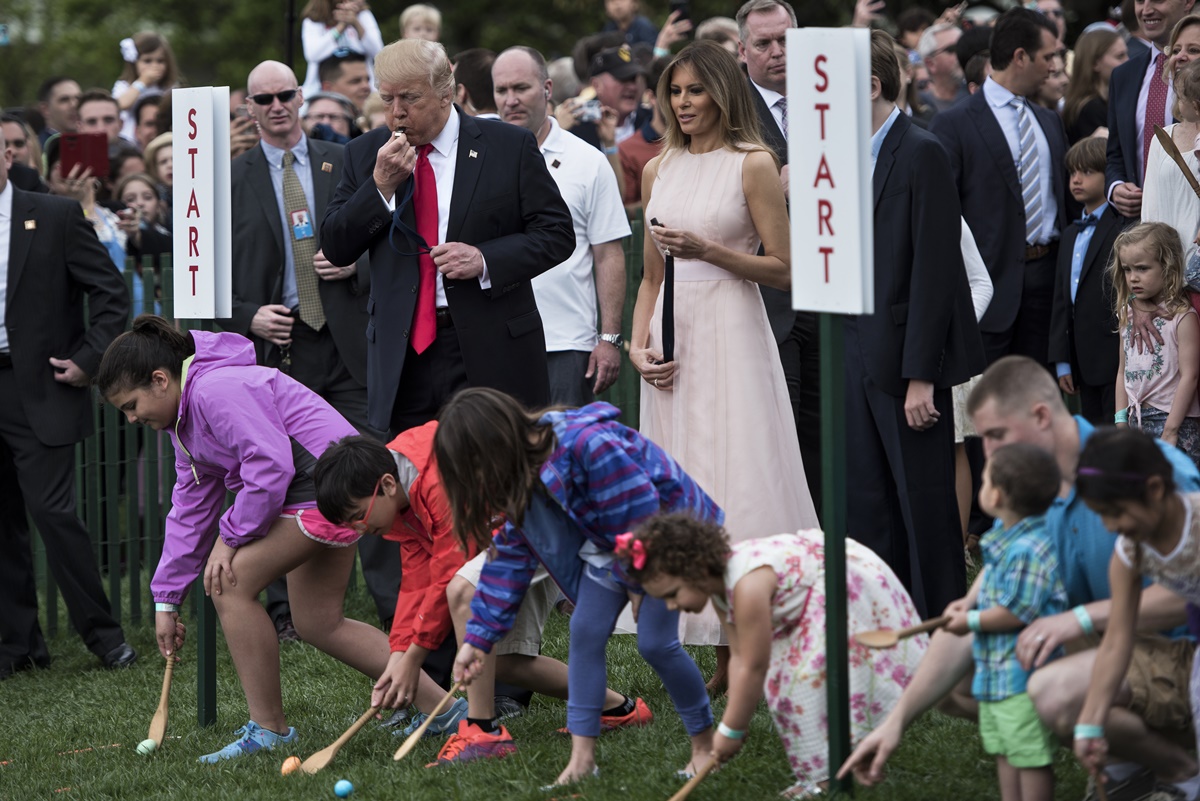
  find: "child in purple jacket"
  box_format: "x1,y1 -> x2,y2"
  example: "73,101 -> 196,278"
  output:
96,315 -> 391,763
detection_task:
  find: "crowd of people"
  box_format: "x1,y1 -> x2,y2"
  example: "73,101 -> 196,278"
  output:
5,0 -> 1200,799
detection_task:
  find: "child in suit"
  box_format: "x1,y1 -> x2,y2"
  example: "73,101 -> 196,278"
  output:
1049,136 -> 1126,426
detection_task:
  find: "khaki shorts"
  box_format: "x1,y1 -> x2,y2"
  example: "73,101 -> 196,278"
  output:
456,550 -> 557,657
1126,635 -> 1195,734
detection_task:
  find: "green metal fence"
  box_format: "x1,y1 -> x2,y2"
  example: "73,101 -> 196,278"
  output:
34,217 -> 647,725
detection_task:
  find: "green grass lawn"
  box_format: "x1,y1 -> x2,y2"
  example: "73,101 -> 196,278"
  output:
0,582 -> 1090,801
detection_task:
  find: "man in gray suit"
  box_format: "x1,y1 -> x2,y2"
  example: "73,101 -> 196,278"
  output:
220,60 -> 399,634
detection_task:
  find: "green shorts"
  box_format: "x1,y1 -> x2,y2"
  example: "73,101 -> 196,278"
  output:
978,693 -> 1057,768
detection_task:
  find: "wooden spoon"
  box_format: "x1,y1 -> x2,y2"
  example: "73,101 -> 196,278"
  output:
299,706 -> 380,774
854,616 -> 951,649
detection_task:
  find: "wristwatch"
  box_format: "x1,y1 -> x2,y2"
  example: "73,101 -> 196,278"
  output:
600,332 -> 623,348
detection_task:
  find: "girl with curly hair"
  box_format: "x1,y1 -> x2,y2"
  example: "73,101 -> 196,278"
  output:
622,514 -> 926,799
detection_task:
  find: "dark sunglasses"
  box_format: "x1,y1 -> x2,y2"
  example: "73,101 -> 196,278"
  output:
249,90 -> 298,106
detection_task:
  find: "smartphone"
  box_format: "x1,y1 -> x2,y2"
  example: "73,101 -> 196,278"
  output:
60,132 -> 109,179
669,0 -> 690,22
576,98 -> 603,123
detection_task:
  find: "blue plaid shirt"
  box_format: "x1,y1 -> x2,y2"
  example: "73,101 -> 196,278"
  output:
971,514 -> 1069,702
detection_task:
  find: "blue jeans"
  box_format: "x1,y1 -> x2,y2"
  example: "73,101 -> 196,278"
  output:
566,566 -> 713,737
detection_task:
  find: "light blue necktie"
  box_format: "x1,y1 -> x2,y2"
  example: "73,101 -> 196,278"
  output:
1012,96 -> 1043,245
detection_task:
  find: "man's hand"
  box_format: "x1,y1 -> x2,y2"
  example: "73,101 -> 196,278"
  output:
1016,610 -> 1084,670
432,242 -> 485,280
1110,183 -> 1143,218
852,0 -> 886,27
314,248 -> 356,281
249,304 -> 294,346
904,379 -> 939,431
836,715 -> 904,786
1130,303 -> 1166,353
587,341 -> 621,394
1058,373 -> 1077,395
49,357 -> 89,387
373,131 -> 417,201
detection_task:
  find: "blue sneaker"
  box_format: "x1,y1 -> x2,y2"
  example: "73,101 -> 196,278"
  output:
398,697 -> 469,740
198,720 -> 297,763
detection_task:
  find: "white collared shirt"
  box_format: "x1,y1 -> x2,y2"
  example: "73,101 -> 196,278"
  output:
750,80 -> 786,135
534,117 -> 631,352
983,77 -> 1058,245
380,108 -> 490,306
0,181 -> 12,352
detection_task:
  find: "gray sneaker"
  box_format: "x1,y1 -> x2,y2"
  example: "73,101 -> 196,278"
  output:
1083,768 -> 1156,801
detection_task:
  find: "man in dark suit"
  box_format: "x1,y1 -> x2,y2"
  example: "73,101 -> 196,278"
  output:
736,0 -> 822,516
1106,0 -> 1194,219
220,60 -> 398,635
0,128 -> 136,676
321,38 -> 575,436
931,7 -> 1066,368
847,31 -> 986,618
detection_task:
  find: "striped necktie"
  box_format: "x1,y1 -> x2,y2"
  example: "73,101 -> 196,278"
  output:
1011,96 -> 1043,246
776,96 -> 788,138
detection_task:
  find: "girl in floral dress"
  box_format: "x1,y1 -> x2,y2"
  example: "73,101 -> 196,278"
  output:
624,514 -> 926,798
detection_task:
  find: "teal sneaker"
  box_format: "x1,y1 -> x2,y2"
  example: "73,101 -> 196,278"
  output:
198,720 -> 297,763
398,697 -> 469,740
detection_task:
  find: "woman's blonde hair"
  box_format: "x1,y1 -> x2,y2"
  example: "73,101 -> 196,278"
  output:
1164,15 -> 1200,86
1173,59 -> 1200,121
657,40 -> 774,165
1108,222 -> 1190,328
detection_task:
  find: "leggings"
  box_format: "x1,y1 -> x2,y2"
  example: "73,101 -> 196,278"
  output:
566,567 -> 713,737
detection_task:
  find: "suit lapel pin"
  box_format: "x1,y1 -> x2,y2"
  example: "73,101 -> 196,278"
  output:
321,162 -> 333,172
551,159 -> 561,169
24,220 -> 36,230
469,150 -> 478,159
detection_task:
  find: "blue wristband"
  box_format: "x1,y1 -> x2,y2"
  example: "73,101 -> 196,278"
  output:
967,610 -> 982,633
1115,409 -> 1129,423
1073,605 -> 1095,637
1074,723 -> 1104,740
717,721 -> 746,740
155,602 -> 179,613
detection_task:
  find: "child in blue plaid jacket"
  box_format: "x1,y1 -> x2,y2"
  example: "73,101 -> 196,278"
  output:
945,443 -> 1069,801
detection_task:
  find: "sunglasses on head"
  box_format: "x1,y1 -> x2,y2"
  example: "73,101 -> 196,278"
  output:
249,90 -> 298,106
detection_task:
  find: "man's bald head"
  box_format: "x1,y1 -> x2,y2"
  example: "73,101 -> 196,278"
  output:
247,61 -> 298,95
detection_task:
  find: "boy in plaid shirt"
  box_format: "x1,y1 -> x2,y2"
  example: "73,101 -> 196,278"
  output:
945,443 -> 1068,801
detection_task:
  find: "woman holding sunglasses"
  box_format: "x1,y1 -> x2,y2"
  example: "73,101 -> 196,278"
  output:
94,314 -> 391,763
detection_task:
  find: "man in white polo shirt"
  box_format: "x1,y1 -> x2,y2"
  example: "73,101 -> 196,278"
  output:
493,45 -> 630,406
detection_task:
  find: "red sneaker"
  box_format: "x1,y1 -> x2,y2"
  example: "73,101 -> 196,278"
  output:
426,720 -> 517,767
557,697 -> 655,734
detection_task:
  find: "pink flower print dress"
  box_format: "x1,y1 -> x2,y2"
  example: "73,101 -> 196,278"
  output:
714,531 -> 927,793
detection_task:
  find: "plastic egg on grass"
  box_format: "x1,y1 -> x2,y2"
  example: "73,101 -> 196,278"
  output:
281,755 -> 302,775
334,779 -> 354,797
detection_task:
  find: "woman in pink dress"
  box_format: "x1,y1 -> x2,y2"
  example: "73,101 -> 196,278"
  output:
629,41 -> 818,658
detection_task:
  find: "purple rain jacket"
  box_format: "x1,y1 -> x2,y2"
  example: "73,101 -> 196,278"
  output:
150,330 -> 357,605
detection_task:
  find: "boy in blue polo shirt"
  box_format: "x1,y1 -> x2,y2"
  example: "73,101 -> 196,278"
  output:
946,442 -> 1069,801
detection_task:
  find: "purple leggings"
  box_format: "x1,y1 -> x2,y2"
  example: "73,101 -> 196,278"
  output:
566,567 -> 713,737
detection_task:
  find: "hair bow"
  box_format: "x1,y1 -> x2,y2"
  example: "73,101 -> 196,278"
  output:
120,37 -> 139,64
615,532 -> 646,570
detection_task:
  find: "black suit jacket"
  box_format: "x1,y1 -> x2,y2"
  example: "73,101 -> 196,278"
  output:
747,78 -> 795,344
931,88 -> 1069,334
221,138 -> 370,383
1107,46 -> 1155,191
4,187 -> 129,446
320,109 -> 575,431
862,113 -> 985,396
1048,207 -> 1127,386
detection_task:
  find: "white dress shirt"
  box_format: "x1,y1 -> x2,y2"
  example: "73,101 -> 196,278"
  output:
750,79 -> 786,135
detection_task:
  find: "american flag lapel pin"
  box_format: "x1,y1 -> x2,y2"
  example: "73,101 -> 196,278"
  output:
321,162 -> 333,172
24,220 -> 36,230
469,149 -> 478,159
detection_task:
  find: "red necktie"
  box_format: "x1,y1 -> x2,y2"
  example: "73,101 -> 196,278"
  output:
412,143 -> 438,354
1143,52 -> 1168,182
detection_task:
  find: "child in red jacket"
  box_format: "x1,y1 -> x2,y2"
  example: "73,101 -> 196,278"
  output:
312,429 -> 639,765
